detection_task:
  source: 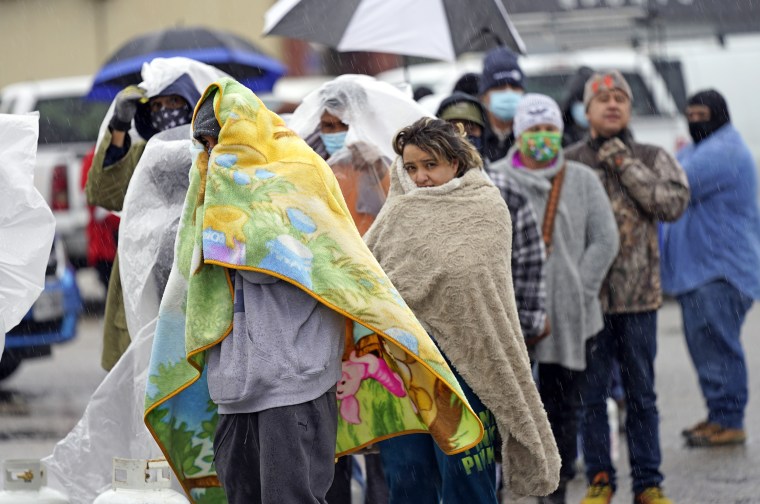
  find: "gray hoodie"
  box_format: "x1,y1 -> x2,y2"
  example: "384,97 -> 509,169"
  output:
490,148 -> 619,370
206,270 -> 345,414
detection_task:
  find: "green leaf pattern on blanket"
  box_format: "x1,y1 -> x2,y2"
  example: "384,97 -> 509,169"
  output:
191,487 -> 227,504
145,79 -> 485,504
336,378 -> 427,450
150,408 -> 204,477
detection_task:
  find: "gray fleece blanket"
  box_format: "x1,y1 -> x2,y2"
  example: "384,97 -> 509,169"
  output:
364,161 -> 560,496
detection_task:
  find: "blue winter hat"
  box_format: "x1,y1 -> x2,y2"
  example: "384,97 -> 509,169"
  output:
479,47 -> 524,95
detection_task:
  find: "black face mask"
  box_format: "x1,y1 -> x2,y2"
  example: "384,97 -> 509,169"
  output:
686,90 -> 730,145
150,103 -> 192,132
688,121 -> 718,145
467,134 -> 483,154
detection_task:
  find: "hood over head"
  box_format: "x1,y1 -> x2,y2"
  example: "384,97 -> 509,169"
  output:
687,89 -> 731,144
289,74 -> 432,162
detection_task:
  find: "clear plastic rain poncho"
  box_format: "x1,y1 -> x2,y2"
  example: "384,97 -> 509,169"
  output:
288,74 -> 432,234
43,59 -> 227,504
0,112 -> 55,348
95,56 -> 230,146
43,127 -> 193,502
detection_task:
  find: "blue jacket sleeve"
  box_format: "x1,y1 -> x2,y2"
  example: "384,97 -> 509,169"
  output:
679,133 -> 744,204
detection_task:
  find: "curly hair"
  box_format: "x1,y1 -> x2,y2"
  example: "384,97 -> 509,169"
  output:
393,117 -> 482,177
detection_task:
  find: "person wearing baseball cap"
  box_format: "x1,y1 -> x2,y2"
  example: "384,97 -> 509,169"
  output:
479,46 -> 526,163
489,94 -> 619,504
436,92 -> 488,154
565,71 -> 690,504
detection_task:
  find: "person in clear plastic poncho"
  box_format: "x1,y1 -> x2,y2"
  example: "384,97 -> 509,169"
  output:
288,75 -> 432,502
0,113 -> 55,356
288,74 -> 432,235
86,56 -> 229,371
42,61 -> 228,504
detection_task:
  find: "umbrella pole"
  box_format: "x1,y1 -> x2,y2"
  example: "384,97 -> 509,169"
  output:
403,55 -> 411,84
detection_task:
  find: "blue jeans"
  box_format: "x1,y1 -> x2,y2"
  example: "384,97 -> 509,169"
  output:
678,280 -> 753,430
580,311 -> 662,495
379,373 -> 498,504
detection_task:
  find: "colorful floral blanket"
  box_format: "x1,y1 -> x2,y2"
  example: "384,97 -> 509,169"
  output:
143,78 -> 484,503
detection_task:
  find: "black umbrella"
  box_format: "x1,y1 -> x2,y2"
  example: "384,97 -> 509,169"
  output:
88,26 -> 285,100
263,0 -> 525,62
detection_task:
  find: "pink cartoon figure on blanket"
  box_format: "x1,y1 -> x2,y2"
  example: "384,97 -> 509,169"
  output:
337,350 -> 407,424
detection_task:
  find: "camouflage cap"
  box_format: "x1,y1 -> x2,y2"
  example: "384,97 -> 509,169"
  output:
583,70 -> 633,109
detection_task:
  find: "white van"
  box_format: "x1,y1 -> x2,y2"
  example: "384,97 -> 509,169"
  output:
376,49 -> 689,154
0,76 -> 110,266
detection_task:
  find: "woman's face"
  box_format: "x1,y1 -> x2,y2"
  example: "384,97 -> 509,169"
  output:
402,144 -> 458,188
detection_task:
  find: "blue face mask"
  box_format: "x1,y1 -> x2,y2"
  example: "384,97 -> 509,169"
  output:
488,90 -> 522,121
320,131 -> 347,156
571,101 -> 589,129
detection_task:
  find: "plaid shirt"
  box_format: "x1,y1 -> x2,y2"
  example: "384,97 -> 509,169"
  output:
486,166 -> 547,339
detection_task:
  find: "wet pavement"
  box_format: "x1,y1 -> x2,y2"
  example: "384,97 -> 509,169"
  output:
0,312 -> 105,460
1,286 -> 759,502
511,301 -> 760,504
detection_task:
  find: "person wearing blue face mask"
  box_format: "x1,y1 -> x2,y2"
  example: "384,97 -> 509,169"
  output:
479,46 -> 526,163
291,74 -> 430,237
289,75 -> 432,504
560,66 -> 595,147
319,110 -> 349,156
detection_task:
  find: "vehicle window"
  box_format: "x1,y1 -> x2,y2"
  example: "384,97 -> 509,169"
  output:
524,71 -> 659,116
620,72 -> 659,116
523,74 -> 570,104
36,97 -> 109,145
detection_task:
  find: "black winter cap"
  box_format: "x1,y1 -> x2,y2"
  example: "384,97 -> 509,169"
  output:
479,47 -> 524,95
193,92 -> 221,142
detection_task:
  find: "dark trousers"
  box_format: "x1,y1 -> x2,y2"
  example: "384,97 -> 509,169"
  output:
538,363 -> 583,483
678,280 -> 753,429
378,372 -> 498,504
213,387 -> 338,504
327,454 -> 389,504
580,312 -> 663,495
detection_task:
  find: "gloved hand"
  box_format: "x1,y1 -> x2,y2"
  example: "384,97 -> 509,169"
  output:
109,85 -> 147,132
597,137 -> 633,170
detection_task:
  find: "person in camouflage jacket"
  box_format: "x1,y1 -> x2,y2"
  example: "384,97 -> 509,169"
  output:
564,71 -> 689,504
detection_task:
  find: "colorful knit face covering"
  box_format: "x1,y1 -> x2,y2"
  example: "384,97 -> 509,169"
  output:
520,131 -> 562,163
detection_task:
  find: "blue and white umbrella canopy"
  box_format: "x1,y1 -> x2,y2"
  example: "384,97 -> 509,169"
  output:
264,0 -> 525,61
88,26 -> 285,100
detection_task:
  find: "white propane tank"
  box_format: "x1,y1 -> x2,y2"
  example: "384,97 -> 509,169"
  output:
93,458 -> 189,504
0,459 -> 69,504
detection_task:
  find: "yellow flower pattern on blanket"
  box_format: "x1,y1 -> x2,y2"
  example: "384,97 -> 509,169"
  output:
144,78 -> 483,503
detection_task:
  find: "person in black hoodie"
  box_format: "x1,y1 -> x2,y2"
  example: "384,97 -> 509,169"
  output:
560,66 -> 594,147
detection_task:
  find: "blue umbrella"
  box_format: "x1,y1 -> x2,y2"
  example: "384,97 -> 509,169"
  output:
87,26 -> 285,100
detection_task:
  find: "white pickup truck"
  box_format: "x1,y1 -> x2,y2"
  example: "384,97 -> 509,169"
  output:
0,76 -> 110,267
376,49 -> 690,155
